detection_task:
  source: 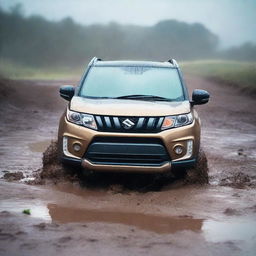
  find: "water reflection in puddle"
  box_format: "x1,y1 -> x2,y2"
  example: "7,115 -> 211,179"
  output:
203,218 -> 256,242
47,203 -> 256,245
48,203 -> 203,234
203,218 -> 256,254
1,200 -> 256,246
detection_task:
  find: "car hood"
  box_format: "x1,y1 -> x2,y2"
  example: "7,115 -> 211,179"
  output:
70,96 -> 191,116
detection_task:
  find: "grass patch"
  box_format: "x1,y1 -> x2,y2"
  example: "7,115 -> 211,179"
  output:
1,59 -> 256,95
181,60 -> 256,94
22,209 -> 31,215
0,59 -> 84,80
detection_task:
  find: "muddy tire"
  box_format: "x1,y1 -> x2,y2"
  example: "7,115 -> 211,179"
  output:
185,149 -> 209,184
172,168 -> 187,179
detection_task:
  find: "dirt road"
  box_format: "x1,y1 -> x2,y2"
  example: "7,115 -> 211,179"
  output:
0,75 -> 256,256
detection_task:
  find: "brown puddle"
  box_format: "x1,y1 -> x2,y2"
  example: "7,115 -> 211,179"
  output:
28,140 -> 51,153
47,203 -> 203,234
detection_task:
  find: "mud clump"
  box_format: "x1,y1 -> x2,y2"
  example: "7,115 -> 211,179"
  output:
184,149 -> 209,185
42,140 -> 59,167
219,172 -> 252,189
223,208 -> 241,216
33,140 -> 79,184
3,172 -> 24,181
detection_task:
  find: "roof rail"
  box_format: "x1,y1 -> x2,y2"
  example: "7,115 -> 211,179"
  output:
168,59 -> 179,67
88,56 -> 102,66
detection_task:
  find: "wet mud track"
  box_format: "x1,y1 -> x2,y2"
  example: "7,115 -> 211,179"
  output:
0,75 -> 256,255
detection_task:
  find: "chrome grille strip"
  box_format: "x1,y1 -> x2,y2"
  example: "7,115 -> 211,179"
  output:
136,117 -> 145,129
113,117 -> 121,129
156,117 -> 164,129
104,116 -> 112,128
95,116 -> 103,128
95,115 -> 162,132
147,117 -> 155,129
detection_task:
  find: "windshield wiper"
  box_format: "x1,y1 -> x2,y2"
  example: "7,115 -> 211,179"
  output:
115,94 -> 173,101
83,96 -> 115,99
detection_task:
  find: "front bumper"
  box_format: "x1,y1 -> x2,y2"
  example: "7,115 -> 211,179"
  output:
58,115 -> 200,173
60,155 -> 196,173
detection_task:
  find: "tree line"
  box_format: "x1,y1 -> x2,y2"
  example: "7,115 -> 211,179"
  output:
0,5 -> 255,67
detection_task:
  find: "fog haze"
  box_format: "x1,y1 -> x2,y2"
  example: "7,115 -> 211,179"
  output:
1,0 -> 256,48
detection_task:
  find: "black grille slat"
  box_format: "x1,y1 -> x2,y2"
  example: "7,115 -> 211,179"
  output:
95,115 -> 163,133
85,138 -> 170,166
88,157 -> 165,164
88,154 -> 165,161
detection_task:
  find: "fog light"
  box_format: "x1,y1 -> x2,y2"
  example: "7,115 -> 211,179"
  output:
174,145 -> 184,155
73,143 -> 81,152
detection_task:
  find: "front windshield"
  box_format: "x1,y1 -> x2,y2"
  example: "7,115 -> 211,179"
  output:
80,66 -> 184,101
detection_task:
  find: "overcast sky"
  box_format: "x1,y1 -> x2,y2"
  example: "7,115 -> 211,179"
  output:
1,0 -> 256,48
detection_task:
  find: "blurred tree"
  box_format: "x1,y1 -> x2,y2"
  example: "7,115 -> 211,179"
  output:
221,42 -> 256,61
0,4 -> 221,67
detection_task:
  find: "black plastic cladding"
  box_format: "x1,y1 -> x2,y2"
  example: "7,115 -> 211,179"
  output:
94,115 -> 164,133
85,137 -> 170,165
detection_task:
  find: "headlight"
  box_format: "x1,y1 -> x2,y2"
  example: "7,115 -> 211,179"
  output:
161,113 -> 193,130
66,109 -> 97,130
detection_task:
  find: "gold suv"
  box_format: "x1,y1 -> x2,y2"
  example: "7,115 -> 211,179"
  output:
58,57 -> 209,174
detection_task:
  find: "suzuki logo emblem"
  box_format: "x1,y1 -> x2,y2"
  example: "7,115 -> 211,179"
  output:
122,118 -> 135,129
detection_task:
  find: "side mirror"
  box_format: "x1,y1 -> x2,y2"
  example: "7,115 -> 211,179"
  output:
191,89 -> 210,105
59,85 -> 75,101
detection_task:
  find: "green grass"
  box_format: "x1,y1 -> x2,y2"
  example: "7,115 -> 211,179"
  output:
0,59 -> 83,80
1,59 -> 256,94
22,209 -> 31,215
181,60 -> 256,94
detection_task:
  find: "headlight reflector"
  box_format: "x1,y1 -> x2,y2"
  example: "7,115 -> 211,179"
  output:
161,113 -> 193,130
67,109 -> 97,130
70,112 -> 81,122
161,116 -> 176,130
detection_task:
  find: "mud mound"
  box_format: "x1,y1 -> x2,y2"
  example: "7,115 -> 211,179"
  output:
219,172 -> 254,189
32,140 -> 79,185
185,149 -> 209,185
3,172 -> 24,181
42,140 -> 59,167
35,140 -> 209,190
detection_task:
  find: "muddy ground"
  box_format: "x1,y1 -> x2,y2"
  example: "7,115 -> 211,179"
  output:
0,75 -> 256,256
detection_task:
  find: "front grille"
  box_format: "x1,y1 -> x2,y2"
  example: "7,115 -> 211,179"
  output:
85,137 -> 170,166
95,115 -> 164,133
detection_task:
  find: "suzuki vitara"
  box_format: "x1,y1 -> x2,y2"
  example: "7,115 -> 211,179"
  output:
58,57 -> 209,175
